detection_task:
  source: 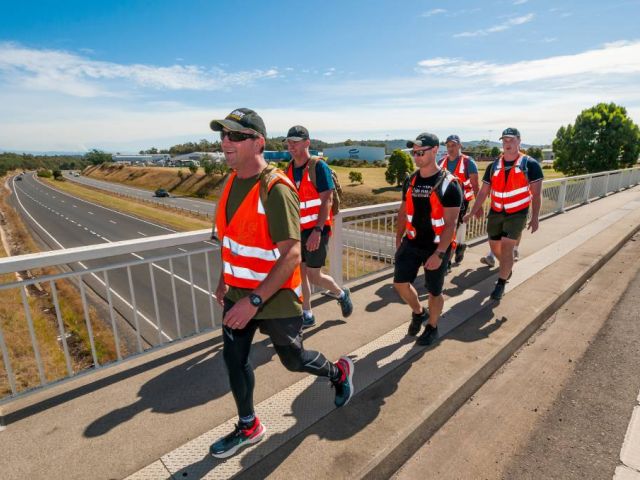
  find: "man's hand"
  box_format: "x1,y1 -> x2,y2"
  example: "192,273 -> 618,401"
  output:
215,281 -> 228,307
223,296 -> 257,330
424,252 -> 443,271
306,230 -> 322,252
527,217 -> 539,233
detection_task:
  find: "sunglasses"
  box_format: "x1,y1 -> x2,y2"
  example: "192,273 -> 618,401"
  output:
411,146 -> 437,157
220,130 -> 259,142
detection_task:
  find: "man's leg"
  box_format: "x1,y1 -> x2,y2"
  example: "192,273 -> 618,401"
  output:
394,239 -> 428,336
417,248 -> 450,345
305,265 -> 342,296
498,238 -> 517,279
266,316 -> 355,407
210,300 -> 263,459
301,263 -> 313,312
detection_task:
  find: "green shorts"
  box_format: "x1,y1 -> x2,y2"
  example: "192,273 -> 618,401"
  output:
487,211 -> 527,241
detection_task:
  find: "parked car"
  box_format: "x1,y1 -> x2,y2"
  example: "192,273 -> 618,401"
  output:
154,188 -> 170,198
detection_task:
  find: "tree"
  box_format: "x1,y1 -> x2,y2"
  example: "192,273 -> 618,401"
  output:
348,171 -> 364,184
553,103 -> 640,175
385,149 -> 414,186
490,146 -> 501,158
84,149 -> 112,165
188,164 -> 198,174
526,147 -> 543,160
202,160 -> 215,175
52,170 -> 63,180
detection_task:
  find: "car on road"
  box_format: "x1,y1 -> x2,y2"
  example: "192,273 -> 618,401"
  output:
15,175 -> 23,181
154,188 -> 170,198
73,172 -> 80,177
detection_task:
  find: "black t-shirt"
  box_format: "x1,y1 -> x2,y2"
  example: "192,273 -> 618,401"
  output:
482,156 -> 544,216
402,169 -> 463,248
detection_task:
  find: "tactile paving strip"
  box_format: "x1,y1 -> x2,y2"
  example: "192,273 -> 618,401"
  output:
127,201 -> 639,479
125,460 -> 172,479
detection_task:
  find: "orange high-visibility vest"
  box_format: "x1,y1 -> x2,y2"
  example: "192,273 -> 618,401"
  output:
215,170 -> 302,299
286,161 -> 333,231
490,155 -> 532,213
439,154 -> 475,201
405,170 -> 457,245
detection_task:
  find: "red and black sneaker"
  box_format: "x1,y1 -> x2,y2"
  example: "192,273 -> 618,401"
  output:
332,356 -> 355,407
209,417 -> 266,459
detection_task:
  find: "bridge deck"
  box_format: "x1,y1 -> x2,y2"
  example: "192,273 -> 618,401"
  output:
2,185 -> 640,480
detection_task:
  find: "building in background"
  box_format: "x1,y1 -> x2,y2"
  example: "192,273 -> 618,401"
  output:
323,146 -> 385,163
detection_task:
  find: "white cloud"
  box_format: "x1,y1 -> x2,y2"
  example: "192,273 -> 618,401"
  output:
422,8 -> 446,17
513,0 -> 528,4
0,42 -> 279,98
417,40 -> 640,84
454,13 -> 534,37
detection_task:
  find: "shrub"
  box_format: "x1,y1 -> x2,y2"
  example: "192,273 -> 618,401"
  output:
37,169 -> 52,178
349,171 -> 364,184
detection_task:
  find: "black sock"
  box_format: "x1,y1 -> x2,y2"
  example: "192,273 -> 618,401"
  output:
497,278 -> 507,285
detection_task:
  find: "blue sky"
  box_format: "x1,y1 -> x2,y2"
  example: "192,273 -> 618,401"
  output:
1,0 -> 639,152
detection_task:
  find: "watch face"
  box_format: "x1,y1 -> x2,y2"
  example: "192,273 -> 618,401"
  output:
250,294 -> 262,306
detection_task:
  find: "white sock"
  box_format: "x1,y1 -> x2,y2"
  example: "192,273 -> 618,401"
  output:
338,290 -> 345,300
303,309 -> 313,319
456,223 -> 466,244
487,251 -> 495,259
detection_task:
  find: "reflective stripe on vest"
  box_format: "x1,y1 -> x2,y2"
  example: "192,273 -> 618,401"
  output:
490,156 -> 532,214
215,170 -> 302,298
286,162 -> 333,231
439,154 -> 475,202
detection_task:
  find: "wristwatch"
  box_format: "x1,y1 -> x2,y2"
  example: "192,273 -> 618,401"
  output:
435,251 -> 447,260
313,226 -> 322,233
249,293 -> 263,307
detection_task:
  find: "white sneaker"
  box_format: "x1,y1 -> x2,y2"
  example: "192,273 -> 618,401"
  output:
480,255 -> 496,268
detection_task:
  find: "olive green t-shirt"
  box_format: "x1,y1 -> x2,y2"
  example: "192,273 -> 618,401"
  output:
224,174 -> 302,319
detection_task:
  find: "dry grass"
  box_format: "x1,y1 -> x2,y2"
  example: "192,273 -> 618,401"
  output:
43,177 -> 211,232
0,175 -> 121,398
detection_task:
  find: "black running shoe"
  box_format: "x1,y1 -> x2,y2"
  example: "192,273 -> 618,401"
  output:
302,314 -> 316,329
417,324 -> 439,346
337,288 -> 353,318
491,281 -> 506,300
408,308 -> 427,336
209,418 -> 266,459
455,244 -> 467,264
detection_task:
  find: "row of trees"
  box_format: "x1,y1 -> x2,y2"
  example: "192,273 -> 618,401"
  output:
0,152 -> 90,178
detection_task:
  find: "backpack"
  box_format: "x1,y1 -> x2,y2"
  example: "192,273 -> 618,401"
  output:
307,156 -> 342,215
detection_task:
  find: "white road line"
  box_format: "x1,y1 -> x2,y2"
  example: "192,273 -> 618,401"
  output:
12,178 -> 173,342
137,232 -> 147,237
73,205 -> 77,208
34,175 -> 175,233
88,212 -> 94,215
109,220 -> 116,224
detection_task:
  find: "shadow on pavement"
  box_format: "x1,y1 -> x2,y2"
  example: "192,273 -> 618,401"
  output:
83,320 -> 345,438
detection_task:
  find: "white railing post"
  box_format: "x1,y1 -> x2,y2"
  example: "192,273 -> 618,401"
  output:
556,179 -> 568,213
603,172 -> 611,197
583,175 -> 592,204
329,212 -> 344,286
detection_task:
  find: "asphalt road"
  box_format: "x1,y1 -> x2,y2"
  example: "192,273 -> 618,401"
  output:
9,173 -> 221,351
63,171 -> 216,218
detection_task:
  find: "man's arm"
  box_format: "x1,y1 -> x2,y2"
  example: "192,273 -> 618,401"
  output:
527,180 -> 542,233
424,206 -> 460,270
464,182 -> 490,221
223,238 -> 301,329
395,200 -> 407,249
469,173 -> 480,196
306,189 -> 333,252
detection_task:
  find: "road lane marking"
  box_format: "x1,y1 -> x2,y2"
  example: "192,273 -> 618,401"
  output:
109,220 -> 116,224
137,232 -> 147,237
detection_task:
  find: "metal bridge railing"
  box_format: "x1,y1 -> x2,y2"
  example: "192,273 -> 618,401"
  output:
1,166 -> 638,402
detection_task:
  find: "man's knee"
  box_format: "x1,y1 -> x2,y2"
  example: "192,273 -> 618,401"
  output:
274,344 -> 305,372
304,266 -> 322,282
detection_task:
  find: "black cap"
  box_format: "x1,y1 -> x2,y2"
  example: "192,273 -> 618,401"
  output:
445,134 -> 461,144
500,127 -> 520,140
407,132 -> 439,148
210,108 -> 267,138
284,125 -> 310,142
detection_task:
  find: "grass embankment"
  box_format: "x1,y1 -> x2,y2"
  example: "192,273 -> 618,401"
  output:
42,177 -> 211,232
0,175 -> 121,398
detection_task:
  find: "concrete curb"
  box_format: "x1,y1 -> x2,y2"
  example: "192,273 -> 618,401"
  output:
362,219 -> 640,480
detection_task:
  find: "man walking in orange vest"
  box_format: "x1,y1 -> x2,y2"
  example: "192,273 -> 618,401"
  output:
394,132 -> 462,346
439,134 -> 480,267
284,125 -> 353,328
208,108 -> 354,459
465,128 -> 543,300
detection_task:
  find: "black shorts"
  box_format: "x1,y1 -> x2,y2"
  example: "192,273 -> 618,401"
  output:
301,228 -> 330,269
393,239 -> 451,296
223,298 -> 303,348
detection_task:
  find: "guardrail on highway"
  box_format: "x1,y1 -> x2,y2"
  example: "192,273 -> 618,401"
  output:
1,166 -> 638,402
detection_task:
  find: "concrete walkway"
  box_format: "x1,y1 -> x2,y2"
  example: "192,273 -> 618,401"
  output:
1,185 -> 640,480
